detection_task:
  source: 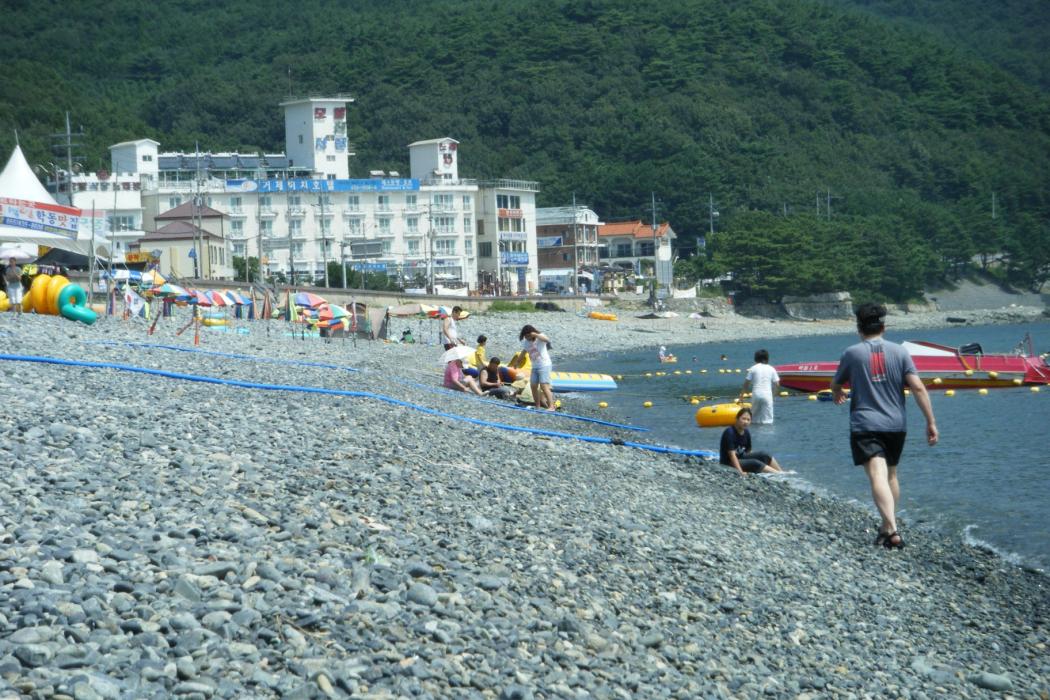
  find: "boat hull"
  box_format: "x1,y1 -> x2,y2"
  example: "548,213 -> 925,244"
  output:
776,354 -> 1050,392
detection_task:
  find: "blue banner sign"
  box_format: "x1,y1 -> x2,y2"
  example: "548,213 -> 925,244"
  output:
536,236 -> 562,248
352,262 -> 388,272
500,251 -> 529,266
226,178 -> 419,194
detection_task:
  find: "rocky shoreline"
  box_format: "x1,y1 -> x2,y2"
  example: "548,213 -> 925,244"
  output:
0,309 -> 1047,698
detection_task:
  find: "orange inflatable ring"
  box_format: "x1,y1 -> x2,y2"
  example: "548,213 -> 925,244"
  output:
45,275 -> 70,315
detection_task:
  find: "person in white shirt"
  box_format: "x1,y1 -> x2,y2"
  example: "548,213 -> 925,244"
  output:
741,349 -> 780,424
441,306 -> 465,350
519,324 -> 554,410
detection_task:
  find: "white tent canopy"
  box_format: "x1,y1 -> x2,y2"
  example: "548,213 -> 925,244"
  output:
0,145 -> 109,256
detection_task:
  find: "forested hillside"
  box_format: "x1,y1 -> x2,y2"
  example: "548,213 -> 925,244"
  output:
1,0 -> 1047,300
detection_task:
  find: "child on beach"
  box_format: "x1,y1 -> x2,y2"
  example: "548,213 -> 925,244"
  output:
719,407 -> 784,476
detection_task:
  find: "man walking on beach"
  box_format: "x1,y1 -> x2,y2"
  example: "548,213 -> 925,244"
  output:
442,306 -> 465,350
831,302 -> 938,549
4,257 -> 23,316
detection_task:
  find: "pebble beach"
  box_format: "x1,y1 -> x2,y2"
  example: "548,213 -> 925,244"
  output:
1,304 -> 1047,699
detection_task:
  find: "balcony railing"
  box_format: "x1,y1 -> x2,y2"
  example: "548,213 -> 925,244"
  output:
287,206 -> 306,217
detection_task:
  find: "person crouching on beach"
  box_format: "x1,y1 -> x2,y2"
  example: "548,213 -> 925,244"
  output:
519,324 -> 555,410
719,407 -> 784,476
479,357 -> 515,399
444,357 -> 483,395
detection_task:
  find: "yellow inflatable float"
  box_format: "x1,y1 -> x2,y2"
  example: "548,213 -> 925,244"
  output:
22,274 -> 97,324
0,291 -> 8,312
695,402 -> 750,428
587,311 -> 618,321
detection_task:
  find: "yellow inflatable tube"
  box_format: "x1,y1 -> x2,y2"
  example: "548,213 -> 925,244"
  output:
0,291 -> 8,312
695,402 -> 751,428
22,273 -> 98,324
27,274 -> 52,312
588,311 -> 618,321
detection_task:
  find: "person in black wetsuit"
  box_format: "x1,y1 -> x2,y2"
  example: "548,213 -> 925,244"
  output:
719,407 -> 784,476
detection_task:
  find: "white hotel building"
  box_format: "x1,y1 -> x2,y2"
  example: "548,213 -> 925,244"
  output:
49,97 -> 541,293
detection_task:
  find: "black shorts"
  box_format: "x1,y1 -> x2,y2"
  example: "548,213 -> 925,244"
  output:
737,451 -> 773,474
850,431 -> 906,467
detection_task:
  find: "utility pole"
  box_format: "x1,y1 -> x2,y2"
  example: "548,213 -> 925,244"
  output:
571,192 -> 579,294
287,195 -> 295,287
256,189 -> 264,286
192,143 -> 202,279
426,203 -> 435,295
708,193 -> 718,236
48,112 -> 83,206
650,192 -> 658,307
315,193 -> 330,288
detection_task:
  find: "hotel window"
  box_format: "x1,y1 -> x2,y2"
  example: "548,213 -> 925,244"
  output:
407,239 -> 420,254
292,242 -> 304,257
289,220 -> 301,237
496,194 -> 521,209
230,196 -> 242,211
433,194 -> 453,211
406,217 -> 419,234
479,241 -> 492,258
168,196 -> 182,209
463,216 -> 473,234
405,194 -> 417,209
435,239 -> 456,255
319,219 -> 331,236
348,219 -> 362,236
347,195 -> 360,211
377,195 -> 390,212
434,216 -> 455,234
462,195 -> 472,211
259,195 -> 272,211
377,217 -> 391,235
382,240 -> 392,254
260,220 -> 273,237
142,154 -> 153,162
464,237 -> 474,256
231,220 -> 243,236
288,195 -> 301,208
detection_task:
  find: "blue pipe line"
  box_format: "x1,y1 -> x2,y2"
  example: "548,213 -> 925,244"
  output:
87,339 -> 645,433
0,354 -> 715,459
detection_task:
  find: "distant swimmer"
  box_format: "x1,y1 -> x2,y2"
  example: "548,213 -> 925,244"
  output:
658,345 -> 677,363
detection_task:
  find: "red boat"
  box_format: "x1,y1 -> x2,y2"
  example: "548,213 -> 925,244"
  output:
775,335 -> 1050,392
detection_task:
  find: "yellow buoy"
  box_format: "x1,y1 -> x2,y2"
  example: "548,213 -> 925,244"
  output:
701,369 -> 708,374
616,375 -> 623,380
978,388 -> 989,395
598,401 -> 608,408
808,394 -> 817,401
643,401 -> 653,408
964,369 -> 973,376
1031,386 -> 1041,393
779,391 -> 789,397
734,368 -> 742,373
742,392 -> 752,398
695,402 -> 749,428
903,388 -> 910,396
945,390 -> 955,397
685,370 -> 692,374
555,400 -> 562,409
988,371 -> 998,379
690,398 -> 700,405
645,372 -> 652,377
1012,378 -> 1023,385
932,377 -> 943,385
673,370 -> 681,375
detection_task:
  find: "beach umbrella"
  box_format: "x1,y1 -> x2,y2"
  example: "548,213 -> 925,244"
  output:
439,345 -> 476,364
294,291 -> 327,308
258,291 -> 273,321
224,290 -> 250,305
187,290 -> 212,306
141,270 -> 166,286
317,303 -> 350,322
388,302 -> 437,317
0,246 -> 36,262
428,305 -> 470,319
148,283 -> 188,298
206,290 -> 234,306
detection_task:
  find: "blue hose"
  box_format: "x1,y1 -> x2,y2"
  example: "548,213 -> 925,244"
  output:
0,353 -> 715,459
87,339 -> 644,433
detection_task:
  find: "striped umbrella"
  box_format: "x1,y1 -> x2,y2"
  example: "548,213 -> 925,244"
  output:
294,291 -> 327,308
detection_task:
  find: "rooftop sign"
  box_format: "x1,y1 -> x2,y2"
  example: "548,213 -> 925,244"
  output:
225,178 -> 419,193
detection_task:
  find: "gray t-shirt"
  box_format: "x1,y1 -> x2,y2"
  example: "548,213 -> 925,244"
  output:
832,337 -> 916,433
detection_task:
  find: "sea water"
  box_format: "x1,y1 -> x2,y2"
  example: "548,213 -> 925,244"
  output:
571,321 -> 1050,573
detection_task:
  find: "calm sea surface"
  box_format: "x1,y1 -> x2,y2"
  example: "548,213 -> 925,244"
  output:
568,321 -> 1050,573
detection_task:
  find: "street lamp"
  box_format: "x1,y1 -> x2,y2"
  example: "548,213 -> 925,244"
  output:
312,194 -> 331,287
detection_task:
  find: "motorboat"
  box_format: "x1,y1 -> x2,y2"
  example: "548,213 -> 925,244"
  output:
775,335 -> 1050,392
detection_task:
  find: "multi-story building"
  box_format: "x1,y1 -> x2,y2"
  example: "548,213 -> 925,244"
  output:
45,97 -> 541,291
535,205 -> 603,293
598,220 -> 677,294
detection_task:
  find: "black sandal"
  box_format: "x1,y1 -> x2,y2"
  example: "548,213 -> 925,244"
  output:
882,531 -> 904,549
874,531 -> 889,547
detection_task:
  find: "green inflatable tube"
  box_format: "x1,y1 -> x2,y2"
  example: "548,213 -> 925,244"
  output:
57,284 -> 98,325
